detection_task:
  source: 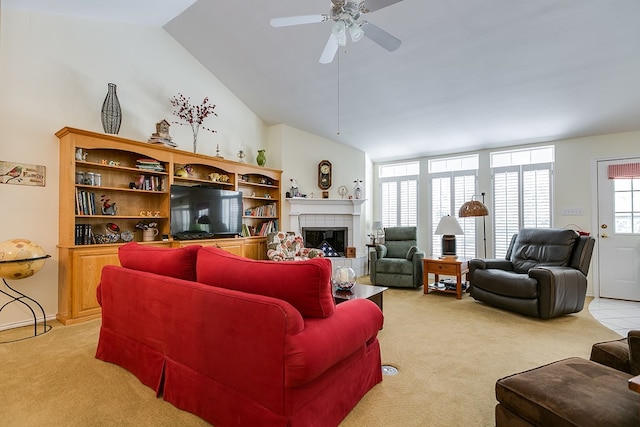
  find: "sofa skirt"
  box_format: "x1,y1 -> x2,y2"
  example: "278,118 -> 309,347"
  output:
162,339 -> 382,427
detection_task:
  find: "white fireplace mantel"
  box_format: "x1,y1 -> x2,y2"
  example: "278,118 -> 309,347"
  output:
287,197 -> 366,215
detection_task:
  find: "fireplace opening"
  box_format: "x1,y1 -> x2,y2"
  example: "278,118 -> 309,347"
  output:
302,227 -> 347,257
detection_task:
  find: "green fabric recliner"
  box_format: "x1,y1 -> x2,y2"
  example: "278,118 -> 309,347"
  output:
370,226 -> 425,288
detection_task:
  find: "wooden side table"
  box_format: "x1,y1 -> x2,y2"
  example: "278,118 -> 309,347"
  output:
423,257 -> 469,299
365,243 -> 377,274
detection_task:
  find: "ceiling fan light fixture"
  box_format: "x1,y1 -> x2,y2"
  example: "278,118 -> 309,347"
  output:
331,21 -> 347,46
349,22 -> 364,42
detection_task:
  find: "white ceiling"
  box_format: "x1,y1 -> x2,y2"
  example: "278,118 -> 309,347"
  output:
2,0 -> 196,26
7,0 -> 640,162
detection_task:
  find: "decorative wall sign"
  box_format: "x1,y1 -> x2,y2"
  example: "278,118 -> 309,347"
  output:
0,161 -> 46,187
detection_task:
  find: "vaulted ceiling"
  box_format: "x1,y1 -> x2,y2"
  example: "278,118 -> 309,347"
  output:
7,0 -> 640,161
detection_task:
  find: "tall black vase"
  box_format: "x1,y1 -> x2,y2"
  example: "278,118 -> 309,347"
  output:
101,83 -> 122,134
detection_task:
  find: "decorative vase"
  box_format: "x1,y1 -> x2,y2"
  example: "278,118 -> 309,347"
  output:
102,203 -> 117,216
191,125 -> 200,153
257,150 -> 266,166
332,266 -> 356,291
101,83 -> 122,135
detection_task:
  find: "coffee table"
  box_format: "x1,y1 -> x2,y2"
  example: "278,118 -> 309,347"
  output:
333,283 -> 388,312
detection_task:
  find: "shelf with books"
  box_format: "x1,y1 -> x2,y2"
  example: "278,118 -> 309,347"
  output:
242,219 -> 278,237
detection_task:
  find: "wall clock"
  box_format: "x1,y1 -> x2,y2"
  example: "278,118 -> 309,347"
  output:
318,160 -> 332,190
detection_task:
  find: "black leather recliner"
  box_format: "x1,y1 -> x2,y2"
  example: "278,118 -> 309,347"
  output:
468,228 -> 595,319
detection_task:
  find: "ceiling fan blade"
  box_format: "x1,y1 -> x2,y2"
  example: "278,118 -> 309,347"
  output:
319,33 -> 339,64
270,14 -> 327,28
361,21 -> 401,51
363,0 -> 404,13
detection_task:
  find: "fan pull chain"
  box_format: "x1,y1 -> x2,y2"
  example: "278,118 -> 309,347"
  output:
336,50 -> 341,136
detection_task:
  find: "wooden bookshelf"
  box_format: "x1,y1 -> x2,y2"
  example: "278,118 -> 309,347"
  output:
56,127 -> 281,324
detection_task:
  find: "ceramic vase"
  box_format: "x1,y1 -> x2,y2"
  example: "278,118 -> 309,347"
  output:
257,150 -> 266,166
101,83 -> 122,135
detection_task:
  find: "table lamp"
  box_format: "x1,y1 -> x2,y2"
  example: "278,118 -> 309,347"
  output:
371,221 -> 383,244
435,215 -> 464,258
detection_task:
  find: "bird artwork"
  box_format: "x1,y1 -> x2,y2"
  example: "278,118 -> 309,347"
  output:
0,165 -> 23,184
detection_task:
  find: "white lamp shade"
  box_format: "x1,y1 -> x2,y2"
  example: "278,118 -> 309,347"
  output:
372,221 -> 383,231
435,215 -> 463,235
349,23 -> 364,42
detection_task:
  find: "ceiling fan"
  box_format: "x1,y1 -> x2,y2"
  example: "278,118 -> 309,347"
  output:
270,0 -> 403,64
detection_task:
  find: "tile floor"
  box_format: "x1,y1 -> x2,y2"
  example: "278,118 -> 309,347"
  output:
589,298 -> 640,337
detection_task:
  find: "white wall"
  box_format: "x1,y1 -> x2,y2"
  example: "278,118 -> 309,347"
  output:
0,9 -> 268,328
267,124 -> 372,239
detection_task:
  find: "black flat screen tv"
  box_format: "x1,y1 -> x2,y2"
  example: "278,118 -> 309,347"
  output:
170,185 -> 242,240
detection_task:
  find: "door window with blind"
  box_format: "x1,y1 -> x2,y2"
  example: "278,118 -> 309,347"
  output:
429,155 -> 479,258
379,162 -> 419,228
491,146 -> 554,258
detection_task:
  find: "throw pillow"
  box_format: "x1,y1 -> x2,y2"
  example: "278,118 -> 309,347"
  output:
406,246 -> 418,260
196,246 -> 335,318
118,242 -> 201,281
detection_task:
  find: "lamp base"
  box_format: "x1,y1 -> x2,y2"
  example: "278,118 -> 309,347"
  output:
441,235 -> 457,258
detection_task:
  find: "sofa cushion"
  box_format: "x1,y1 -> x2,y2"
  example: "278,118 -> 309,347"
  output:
196,246 -> 335,318
376,258 -> 414,275
118,242 -> 200,281
510,229 -> 578,274
473,269 -> 538,299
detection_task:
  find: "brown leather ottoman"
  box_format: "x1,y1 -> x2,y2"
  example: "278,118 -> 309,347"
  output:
495,357 -> 639,427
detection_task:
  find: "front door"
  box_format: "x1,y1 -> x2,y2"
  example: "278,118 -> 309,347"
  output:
596,158 -> 640,300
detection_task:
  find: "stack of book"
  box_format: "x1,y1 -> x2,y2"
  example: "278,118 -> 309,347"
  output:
148,133 -> 176,147
136,159 -> 164,172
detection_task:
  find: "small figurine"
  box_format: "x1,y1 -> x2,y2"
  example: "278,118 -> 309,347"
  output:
290,178 -> 299,197
353,179 -> 363,199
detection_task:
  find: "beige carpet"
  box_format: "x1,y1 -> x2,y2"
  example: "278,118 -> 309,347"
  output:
0,286 -> 621,427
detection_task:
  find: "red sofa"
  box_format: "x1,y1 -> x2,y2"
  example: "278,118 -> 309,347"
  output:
96,244 -> 384,426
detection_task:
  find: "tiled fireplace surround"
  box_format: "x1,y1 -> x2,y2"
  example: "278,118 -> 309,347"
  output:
288,198 -> 367,277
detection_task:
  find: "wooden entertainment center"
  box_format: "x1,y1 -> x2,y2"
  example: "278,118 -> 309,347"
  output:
56,127 -> 282,324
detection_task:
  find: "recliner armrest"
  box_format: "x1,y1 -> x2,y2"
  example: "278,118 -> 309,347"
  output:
528,266 -> 587,319
470,258 -> 513,271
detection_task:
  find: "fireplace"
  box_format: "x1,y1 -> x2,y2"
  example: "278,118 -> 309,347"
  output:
287,198 -> 367,276
302,227 -> 348,256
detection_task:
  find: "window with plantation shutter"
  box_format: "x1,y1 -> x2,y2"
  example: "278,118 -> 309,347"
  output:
491,146 -> 554,259
429,155 -> 479,258
379,162 -> 419,228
